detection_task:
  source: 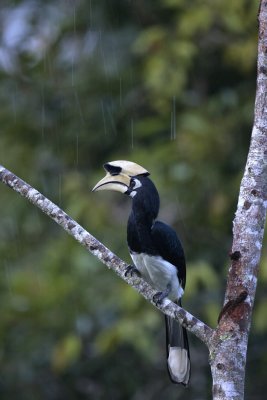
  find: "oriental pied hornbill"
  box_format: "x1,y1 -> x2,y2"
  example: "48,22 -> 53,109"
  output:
92,160 -> 190,385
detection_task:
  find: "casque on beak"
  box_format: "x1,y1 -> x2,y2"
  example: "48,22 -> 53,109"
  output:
92,160 -> 149,193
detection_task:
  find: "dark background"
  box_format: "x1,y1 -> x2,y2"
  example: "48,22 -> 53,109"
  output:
0,1 -> 266,399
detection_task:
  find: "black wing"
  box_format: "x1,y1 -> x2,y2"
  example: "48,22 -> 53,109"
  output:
151,221 -> 186,288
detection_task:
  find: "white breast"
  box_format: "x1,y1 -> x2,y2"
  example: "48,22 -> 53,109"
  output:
130,252 -> 184,301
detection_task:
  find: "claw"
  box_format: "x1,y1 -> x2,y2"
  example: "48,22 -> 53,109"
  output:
153,291 -> 166,306
125,265 -> 141,277
153,284 -> 171,306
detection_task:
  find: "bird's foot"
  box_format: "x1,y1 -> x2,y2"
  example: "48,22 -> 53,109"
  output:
153,291 -> 167,306
125,265 -> 141,278
153,284 -> 171,306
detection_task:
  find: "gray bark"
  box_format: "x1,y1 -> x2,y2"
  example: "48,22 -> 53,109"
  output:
209,2 -> 267,399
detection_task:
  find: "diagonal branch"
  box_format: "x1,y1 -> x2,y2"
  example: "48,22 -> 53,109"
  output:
0,164 -> 213,346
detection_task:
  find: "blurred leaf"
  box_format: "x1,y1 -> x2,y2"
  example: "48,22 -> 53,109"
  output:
52,334 -> 82,373
186,261 -> 219,296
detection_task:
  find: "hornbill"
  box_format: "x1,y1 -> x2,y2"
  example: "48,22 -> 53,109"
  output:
92,160 -> 190,385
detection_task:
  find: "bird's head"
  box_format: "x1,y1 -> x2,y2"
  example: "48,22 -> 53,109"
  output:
92,160 -> 150,198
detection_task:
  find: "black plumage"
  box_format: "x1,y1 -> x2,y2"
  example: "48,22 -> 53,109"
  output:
126,175 -> 190,385
93,162 -> 190,385
151,221 -> 186,289
126,176 -> 185,284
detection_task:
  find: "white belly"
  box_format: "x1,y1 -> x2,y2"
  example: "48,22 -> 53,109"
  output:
130,252 -> 184,301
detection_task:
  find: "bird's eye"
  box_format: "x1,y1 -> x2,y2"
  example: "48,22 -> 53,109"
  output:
130,179 -> 135,189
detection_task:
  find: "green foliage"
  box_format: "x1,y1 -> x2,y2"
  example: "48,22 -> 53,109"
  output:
52,334 -> 82,373
0,0 -> 265,399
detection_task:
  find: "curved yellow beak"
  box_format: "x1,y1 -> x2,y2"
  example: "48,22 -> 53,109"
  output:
92,173 -> 131,193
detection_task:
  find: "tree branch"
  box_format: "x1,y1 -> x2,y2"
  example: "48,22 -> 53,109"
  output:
0,164 -> 213,346
221,0 -> 267,327
209,3 -> 267,399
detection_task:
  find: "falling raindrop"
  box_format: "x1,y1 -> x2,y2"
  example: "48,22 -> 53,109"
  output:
71,4 -> 76,87
110,37 -> 119,76
4,259 -> 12,294
119,77 -> 122,107
71,54 -> 75,87
11,86 -> 17,123
74,90 -> 85,125
89,0 -> 93,27
73,3 -> 76,34
99,30 -> 108,80
58,173 -> 62,206
41,104 -> 45,140
170,96 -> 176,140
76,134 -> 79,167
173,95 -> 176,140
131,118 -> 134,148
170,110 -> 173,141
107,103 -> 117,135
101,101 -> 107,136
40,85 -> 46,141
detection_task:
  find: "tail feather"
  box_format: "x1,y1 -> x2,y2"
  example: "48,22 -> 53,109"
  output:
165,300 -> 190,385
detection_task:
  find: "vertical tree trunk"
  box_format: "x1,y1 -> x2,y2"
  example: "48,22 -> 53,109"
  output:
209,2 -> 267,399
210,320 -> 248,399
